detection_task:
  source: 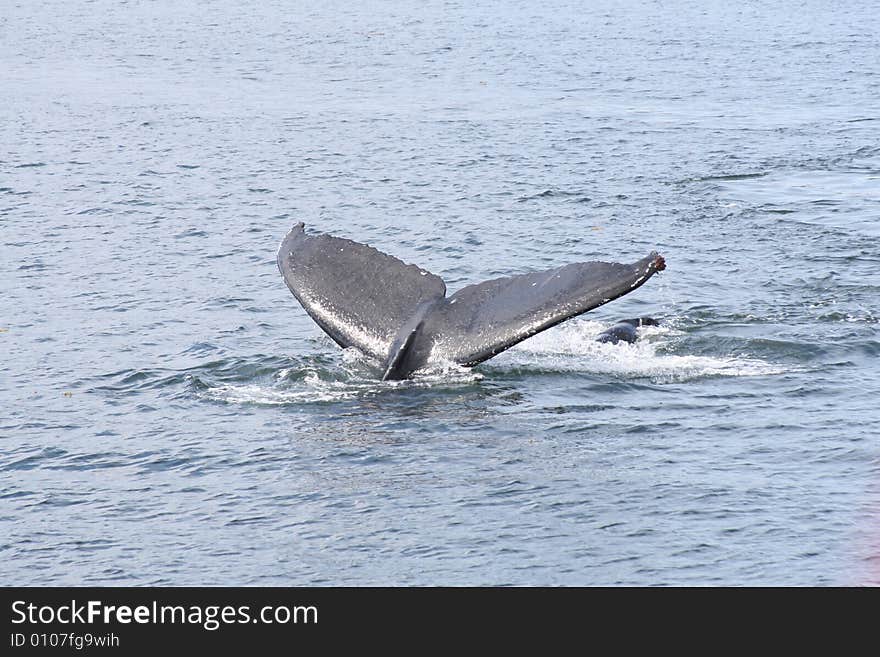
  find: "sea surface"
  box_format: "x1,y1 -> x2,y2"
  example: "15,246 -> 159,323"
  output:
2,0 -> 879,585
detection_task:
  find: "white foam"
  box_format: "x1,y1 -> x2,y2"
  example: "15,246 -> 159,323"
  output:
200,350 -> 482,406
201,320 -> 790,405
202,378 -> 363,405
489,320 -> 789,382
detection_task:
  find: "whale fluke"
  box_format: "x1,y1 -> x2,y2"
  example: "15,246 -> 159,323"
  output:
277,223 -> 666,380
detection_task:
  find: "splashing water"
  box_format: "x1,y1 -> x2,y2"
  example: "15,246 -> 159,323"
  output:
200,348 -> 484,406
489,320 -> 791,382
199,318 -> 790,406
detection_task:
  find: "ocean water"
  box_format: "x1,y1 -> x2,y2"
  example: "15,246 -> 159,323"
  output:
2,0 -> 878,585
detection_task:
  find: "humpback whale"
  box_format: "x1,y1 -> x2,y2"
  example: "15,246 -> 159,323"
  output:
596,317 -> 661,345
277,223 -> 666,380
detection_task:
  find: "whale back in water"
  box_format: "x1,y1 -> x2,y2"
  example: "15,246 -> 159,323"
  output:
277,223 -> 666,380
596,317 -> 661,345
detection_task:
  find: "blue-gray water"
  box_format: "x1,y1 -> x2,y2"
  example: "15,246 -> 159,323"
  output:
2,0 -> 879,585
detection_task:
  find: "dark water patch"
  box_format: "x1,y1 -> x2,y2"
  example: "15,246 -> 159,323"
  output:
45,451 -> 132,472
136,455 -> 199,474
18,261 -> 47,270
2,448 -> 68,472
694,172 -> 769,183
516,188 -> 593,202
70,539 -> 117,553
203,297 -> 253,309
115,198 -> 155,207
226,516 -> 272,526
624,422 -> 683,434
760,204 -> 797,214
175,228 -> 209,238
181,342 -> 221,355
32,496 -> 89,508
849,340 -> 880,357
543,404 -> 614,414
91,369 -> 160,391
0,490 -> 36,500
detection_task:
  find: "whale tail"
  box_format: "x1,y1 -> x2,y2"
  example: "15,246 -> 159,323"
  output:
277,224 -> 666,379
